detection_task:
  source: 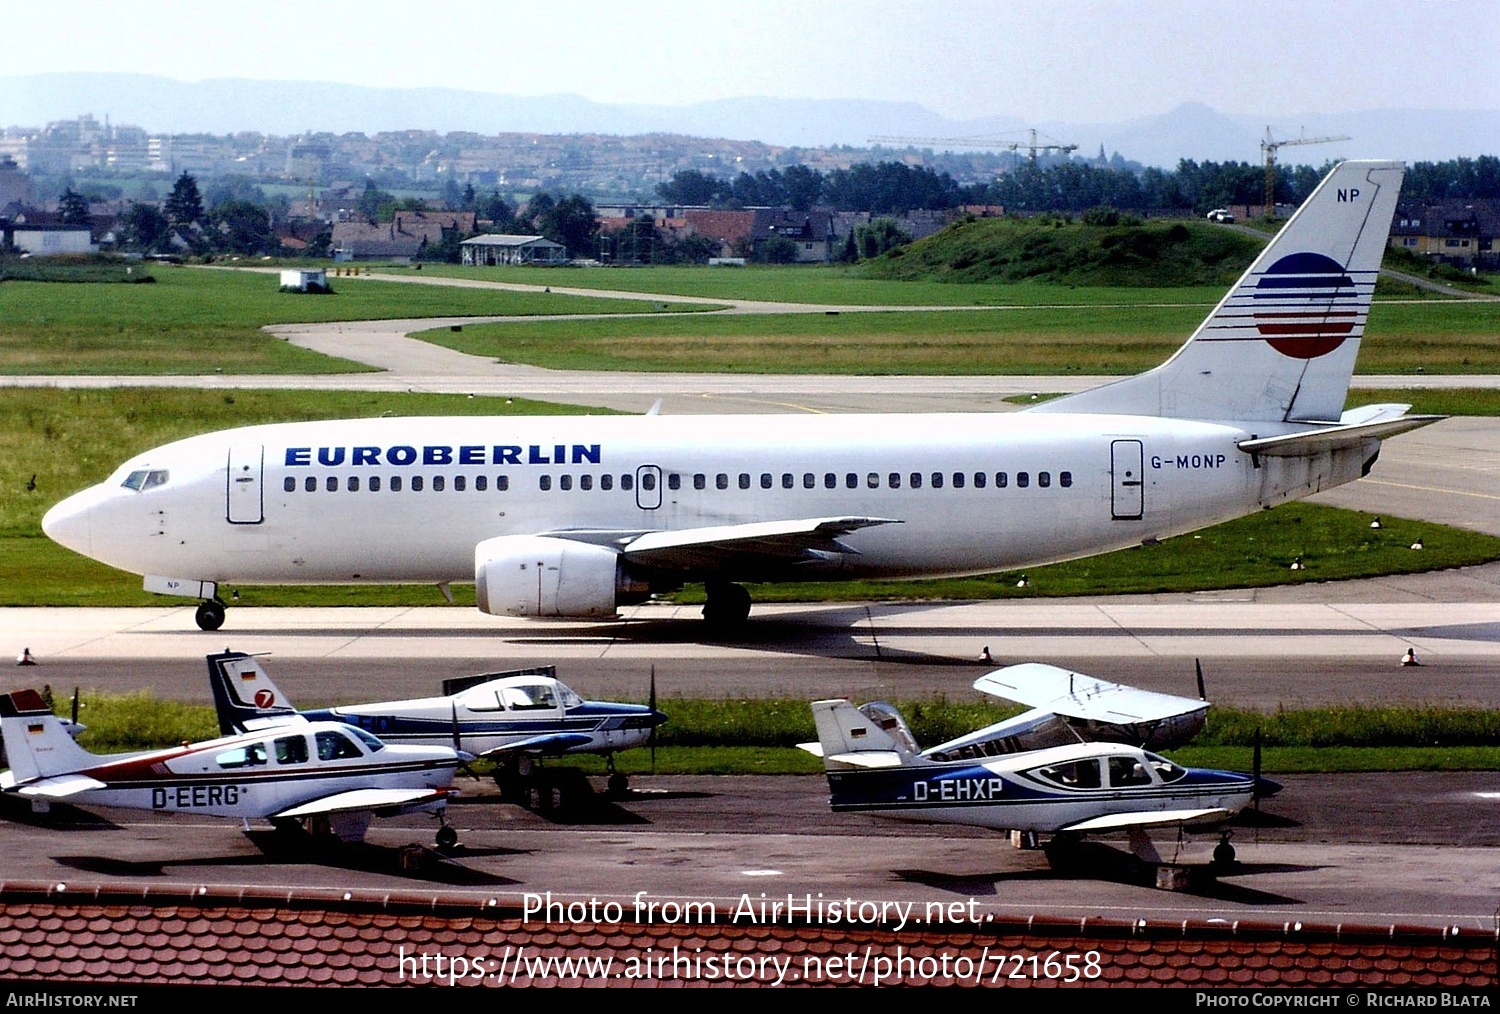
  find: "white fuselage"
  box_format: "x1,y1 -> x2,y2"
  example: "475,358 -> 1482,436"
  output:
42,411 -> 1370,590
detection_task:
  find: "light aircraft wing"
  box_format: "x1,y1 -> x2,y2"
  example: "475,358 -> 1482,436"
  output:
974,663 -> 1206,726
1061,807 -> 1235,832
476,732 -> 596,758
618,517 -> 901,571
2,773 -> 108,798
272,787 -> 453,820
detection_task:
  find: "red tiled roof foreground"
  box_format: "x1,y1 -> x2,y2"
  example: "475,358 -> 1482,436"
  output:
0,882 -> 1494,987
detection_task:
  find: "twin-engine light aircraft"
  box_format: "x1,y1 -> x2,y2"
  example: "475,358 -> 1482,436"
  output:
41,161 -> 1436,631
801,665 -> 1277,872
0,688 -> 463,849
206,650 -> 666,801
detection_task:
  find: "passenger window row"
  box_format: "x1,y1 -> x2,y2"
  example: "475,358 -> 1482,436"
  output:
282,469 -> 1075,494
282,474 -> 512,493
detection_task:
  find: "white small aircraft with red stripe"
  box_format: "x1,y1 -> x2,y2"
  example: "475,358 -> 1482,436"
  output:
0,688 -> 465,850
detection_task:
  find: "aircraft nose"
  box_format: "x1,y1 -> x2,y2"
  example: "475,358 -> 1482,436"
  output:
41,487 -> 99,557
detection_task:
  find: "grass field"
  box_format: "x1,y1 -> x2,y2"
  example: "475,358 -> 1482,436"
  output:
62,691 -> 1500,775
0,266 -> 705,375
416,297 -> 1500,376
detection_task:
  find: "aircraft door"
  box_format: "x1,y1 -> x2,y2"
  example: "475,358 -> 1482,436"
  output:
226,445 -> 264,524
635,465 -> 662,510
1110,439 -> 1144,520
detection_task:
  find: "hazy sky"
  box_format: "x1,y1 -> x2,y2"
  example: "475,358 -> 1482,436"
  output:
19,0 -> 1500,121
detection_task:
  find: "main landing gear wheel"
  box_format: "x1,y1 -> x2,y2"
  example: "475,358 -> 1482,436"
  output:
702,582 -> 751,630
195,598 -> 227,631
435,824 -> 458,852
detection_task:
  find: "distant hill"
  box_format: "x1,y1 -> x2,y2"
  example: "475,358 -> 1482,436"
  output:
0,74 -> 1495,166
861,216 -> 1265,287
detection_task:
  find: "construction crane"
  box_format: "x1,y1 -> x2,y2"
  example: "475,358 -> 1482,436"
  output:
868,128 -> 1078,164
1260,127 -> 1349,218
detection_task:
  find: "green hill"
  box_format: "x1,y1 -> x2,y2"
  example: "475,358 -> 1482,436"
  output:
860,216 -> 1265,287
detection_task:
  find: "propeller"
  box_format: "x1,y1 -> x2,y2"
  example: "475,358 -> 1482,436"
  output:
70,687 -> 80,726
451,701 -> 478,776
648,665 -> 658,773
1253,726 -> 1263,811
1195,658 -> 1206,701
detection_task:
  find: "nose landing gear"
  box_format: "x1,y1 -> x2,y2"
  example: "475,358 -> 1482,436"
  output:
195,597 -> 227,631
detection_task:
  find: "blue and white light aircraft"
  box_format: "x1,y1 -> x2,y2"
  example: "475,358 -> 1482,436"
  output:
42,161 -> 1435,630
0,688 -> 463,849
802,687 -> 1275,871
206,650 -> 666,801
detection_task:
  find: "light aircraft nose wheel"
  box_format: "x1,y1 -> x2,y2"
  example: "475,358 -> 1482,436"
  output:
606,756 -> 628,798
435,824 -> 458,852
195,598 -> 227,632
1213,831 -> 1237,868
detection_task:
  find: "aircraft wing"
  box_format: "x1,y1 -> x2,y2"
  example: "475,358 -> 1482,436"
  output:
1,773 -> 108,798
1061,807 -> 1235,832
975,663 -> 1206,726
475,732 -> 596,758
273,787 -> 453,819
618,517 -> 901,572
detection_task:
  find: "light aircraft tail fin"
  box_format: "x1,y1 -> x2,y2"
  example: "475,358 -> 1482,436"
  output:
0,689 -> 99,784
206,650 -> 304,735
801,699 -> 922,769
1032,160 -> 1405,424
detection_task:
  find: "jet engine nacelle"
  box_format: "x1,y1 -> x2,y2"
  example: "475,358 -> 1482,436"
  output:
474,535 -> 648,618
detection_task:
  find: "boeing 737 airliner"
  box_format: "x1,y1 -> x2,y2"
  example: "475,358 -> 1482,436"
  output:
43,161 -> 1437,630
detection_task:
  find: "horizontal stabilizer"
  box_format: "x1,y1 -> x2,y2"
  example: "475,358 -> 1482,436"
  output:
1061,807 -> 1234,832
273,787 -> 452,819
622,517 -> 901,571
823,750 -> 904,769
975,663 -> 1206,725
478,732 -> 595,757
3,772 -> 107,798
1238,411 -> 1443,457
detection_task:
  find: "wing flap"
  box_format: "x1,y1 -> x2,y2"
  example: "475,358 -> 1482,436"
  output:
621,516 -> 901,571
1062,807 -> 1233,832
273,787 -> 452,819
975,663 -> 1206,725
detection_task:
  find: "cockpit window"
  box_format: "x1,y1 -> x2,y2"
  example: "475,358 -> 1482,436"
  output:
121,469 -> 169,491
347,725 -> 385,753
1108,755 -> 1155,787
316,729 -> 364,760
1026,758 -> 1102,790
500,683 -> 559,711
1146,752 -> 1188,784
555,682 -> 584,710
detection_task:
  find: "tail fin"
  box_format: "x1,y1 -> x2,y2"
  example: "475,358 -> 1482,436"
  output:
804,699 -> 922,769
1032,160 -> 1405,423
0,689 -> 99,783
206,651 -> 302,735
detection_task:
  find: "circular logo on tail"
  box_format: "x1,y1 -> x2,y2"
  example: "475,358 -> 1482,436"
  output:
254,689 -> 276,708
1254,252 -> 1357,359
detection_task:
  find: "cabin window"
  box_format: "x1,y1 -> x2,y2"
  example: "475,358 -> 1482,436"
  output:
1028,758 -> 1102,790
716,473 -> 729,490
411,475 -> 425,492
973,472 -> 986,489
457,688 -> 503,712
995,472 -> 1008,488
283,477 -> 295,493
316,730 -> 363,761
369,476 -> 382,492
930,472 -> 944,489
621,474 -> 633,491
275,735 -> 309,765
824,473 -> 837,489
803,473 -> 815,489
539,475 -> 552,491
216,742 -> 267,768
1060,471 -> 1073,488
433,476 -> 446,492
1017,472 -> 1030,488
667,473 -> 680,491
888,472 -> 901,489
559,475 -> 572,491
1108,756 -> 1153,787
496,475 -> 509,491
474,475 -> 487,492
325,477 -> 338,493
845,473 -> 857,489
600,474 -> 612,491
580,474 -> 593,491
910,472 -> 922,489
867,472 -> 879,489
738,473 -> 751,490
502,683 -> 558,710
952,472 -> 965,489
694,473 -> 707,490
453,475 -> 465,492
348,476 -> 360,492
1038,471 -> 1051,488
782,473 -> 794,489
390,476 -> 403,492
641,472 -> 657,491
304,477 -> 317,493
760,473 -> 773,489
